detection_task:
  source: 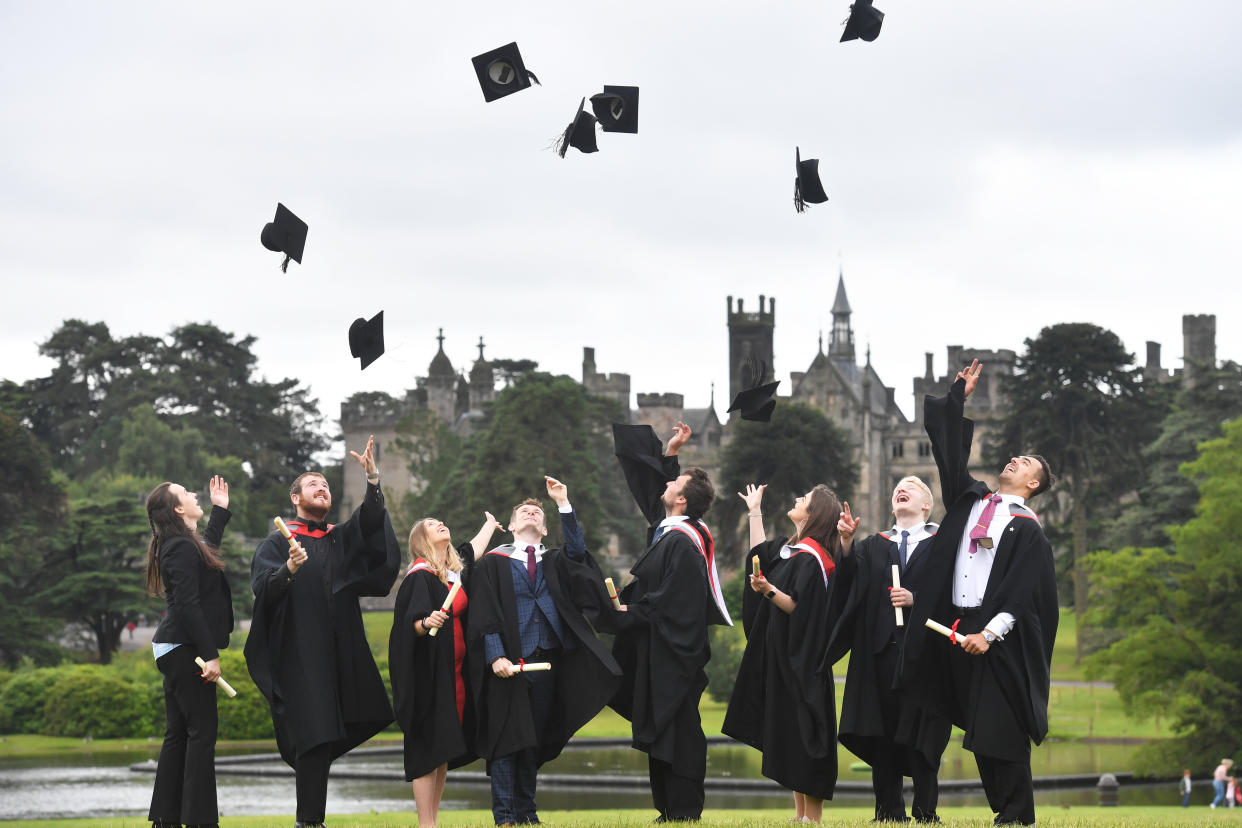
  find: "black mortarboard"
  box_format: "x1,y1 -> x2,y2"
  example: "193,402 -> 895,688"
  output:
794,147 -> 829,214
841,0 -> 884,42
472,42 -> 541,102
611,422 -> 668,476
260,203 -> 308,272
556,98 -> 599,158
348,311 -> 385,370
728,380 -> 780,422
590,85 -> 639,134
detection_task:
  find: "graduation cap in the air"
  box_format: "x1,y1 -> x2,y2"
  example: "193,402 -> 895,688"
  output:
590,85 -> 639,134
556,98 -> 599,158
611,422 -> 668,476
472,42 -> 541,102
841,0 -> 884,42
728,380 -> 780,422
348,311 -> 385,370
794,147 -> 829,214
260,203 -> 308,272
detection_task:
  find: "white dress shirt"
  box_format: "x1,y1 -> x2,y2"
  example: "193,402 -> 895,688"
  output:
953,493 -> 1024,638
889,520 -> 934,567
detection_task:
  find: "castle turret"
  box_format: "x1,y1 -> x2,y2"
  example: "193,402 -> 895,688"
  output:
425,328 -> 457,424
727,295 -> 776,419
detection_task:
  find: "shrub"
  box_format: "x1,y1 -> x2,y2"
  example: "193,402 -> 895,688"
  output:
215,649 -> 274,740
43,672 -> 145,738
0,666 -> 83,733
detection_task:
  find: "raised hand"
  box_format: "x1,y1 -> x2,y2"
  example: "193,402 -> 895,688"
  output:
738,483 -> 767,514
209,475 -> 229,510
838,501 -> 860,549
349,434 -> 379,477
667,421 -> 693,455
483,511 -> 503,534
545,476 -> 568,507
956,359 -> 983,399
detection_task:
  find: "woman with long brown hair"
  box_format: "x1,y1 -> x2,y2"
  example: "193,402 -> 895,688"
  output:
390,510 -> 504,828
145,475 -> 234,828
722,483 -> 848,823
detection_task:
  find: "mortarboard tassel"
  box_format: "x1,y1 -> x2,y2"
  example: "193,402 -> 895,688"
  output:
527,70 -> 541,86
794,179 -> 807,214
281,254 -> 291,273
555,123 -> 574,158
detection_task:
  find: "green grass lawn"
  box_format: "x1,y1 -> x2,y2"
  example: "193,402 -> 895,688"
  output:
3,807 -> 1240,828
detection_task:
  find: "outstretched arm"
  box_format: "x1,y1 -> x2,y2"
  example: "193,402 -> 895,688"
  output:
468,511 -> 504,558
350,434 -> 386,534
739,483 -> 768,548
924,361 -> 980,507
547,475 -> 586,560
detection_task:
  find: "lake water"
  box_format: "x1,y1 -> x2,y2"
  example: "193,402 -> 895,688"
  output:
0,740 -> 1198,821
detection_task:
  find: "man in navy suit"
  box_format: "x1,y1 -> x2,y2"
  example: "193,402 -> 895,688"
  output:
467,476 -> 620,826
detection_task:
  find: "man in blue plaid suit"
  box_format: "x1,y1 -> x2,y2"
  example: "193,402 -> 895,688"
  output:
467,476 -> 621,825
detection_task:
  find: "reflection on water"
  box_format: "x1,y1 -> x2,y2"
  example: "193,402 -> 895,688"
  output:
0,740 -> 1177,822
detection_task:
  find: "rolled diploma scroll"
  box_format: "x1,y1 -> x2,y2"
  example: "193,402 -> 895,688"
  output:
195,656 -> 238,698
273,516 -> 298,550
925,618 -> 958,642
428,581 -> 462,638
892,564 -> 904,628
604,577 -> 622,610
517,662 -> 552,672
752,555 -> 761,577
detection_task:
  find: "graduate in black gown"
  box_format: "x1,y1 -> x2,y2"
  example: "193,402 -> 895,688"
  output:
466,476 -> 622,826
825,477 -> 951,823
244,436 -> 400,828
145,476 -> 233,828
723,482 -> 846,823
904,362 -> 1058,826
609,421 -> 733,821
391,511 -> 504,828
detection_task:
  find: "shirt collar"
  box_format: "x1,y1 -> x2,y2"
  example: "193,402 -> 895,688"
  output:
997,493 -> 1026,507
509,542 -> 545,563
890,520 -> 932,543
658,515 -> 690,529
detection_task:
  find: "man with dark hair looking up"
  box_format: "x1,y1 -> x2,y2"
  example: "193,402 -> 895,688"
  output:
609,421 -> 732,822
905,361 -> 1059,827
244,436 -> 400,828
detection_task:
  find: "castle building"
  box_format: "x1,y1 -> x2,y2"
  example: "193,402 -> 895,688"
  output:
340,282 -> 1219,542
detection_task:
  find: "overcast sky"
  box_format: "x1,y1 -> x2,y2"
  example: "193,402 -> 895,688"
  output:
3,1 -> 1240,437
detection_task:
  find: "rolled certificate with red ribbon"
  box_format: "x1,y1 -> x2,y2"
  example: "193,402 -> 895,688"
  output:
273,516 -> 297,550
752,555 -> 761,577
892,564 -> 904,628
604,577 -> 622,610
517,661 -> 552,672
428,581 -> 461,638
925,617 -> 964,646
195,656 -> 238,698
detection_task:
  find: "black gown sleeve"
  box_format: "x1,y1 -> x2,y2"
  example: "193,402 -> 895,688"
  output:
923,376 -> 978,508
202,505 -> 231,548
618,451 -> 681,528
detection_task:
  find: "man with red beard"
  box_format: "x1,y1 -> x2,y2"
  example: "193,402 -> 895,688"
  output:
245,436 -> 400,828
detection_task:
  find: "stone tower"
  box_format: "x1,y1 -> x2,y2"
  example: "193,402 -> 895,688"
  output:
727,295 -> 776,418
425,328 -> 457,424
1182,314 -> 1217,386
828,270 -> 855,361
582,347 -> 632,417
469,337 -> 495,412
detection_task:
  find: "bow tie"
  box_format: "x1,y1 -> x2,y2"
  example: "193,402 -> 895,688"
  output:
299,518 -> 330,533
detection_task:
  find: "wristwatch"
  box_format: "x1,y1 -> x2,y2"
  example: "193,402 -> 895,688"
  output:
982,630 -> 997,643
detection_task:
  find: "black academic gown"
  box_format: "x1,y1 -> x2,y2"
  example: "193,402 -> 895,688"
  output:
466,545 -> 621,768
904,379 -> 1059,760
722,538 -> 840,800
608,445 -> 729,779
244,481 -> 400,767
825,529 -> 952,772
390,545 -> 476,781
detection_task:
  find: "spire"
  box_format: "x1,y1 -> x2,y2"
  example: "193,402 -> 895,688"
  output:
818,329 -> 824,355
428,328 -> 455,380
477,336 -> 486,361
831,268 -> 852,315
709,381 -> 716,410
828,268 -> 855,360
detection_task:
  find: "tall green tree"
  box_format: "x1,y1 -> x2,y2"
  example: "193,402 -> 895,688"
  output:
715,401 -> 858,565
7,320 -> 329,535
1106,360 -> 1242,550
988,323 -> 1165,657
0,412 -> 69,666
1085,416 -> 1242,774
421,372 -> 640,558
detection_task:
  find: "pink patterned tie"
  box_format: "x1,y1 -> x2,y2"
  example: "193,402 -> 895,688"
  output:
969,494 -> 1003,554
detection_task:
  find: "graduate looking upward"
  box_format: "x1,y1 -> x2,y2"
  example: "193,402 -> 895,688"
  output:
904,361 -> 1058,828
609,421 -> 732,822
244,436 -> 401,828
824,477 -> 952,824
466,477 -> 620,827
722,482 -> 846,823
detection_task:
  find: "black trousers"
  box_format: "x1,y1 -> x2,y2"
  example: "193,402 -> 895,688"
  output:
871,643 -> 939,822
489,664 -> 557,824
647,688 -> 706,821
148,645 -> 219,826
295,742 -> 335,824
946,615 -> 1035,826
